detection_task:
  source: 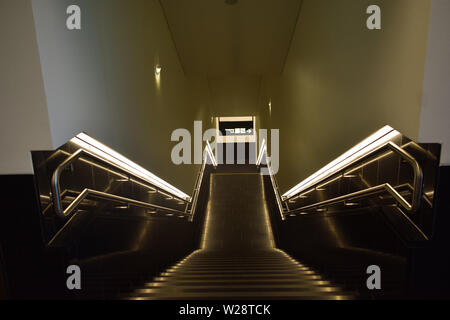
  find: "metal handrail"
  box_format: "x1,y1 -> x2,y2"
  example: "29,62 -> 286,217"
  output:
291,183 -> 410,213
51,149 -> 190,218
51,142 -> 217,219
189,143 -> 217,221
266,155 -> 285,221
256,139 -> 266,167
283,142 -> 423,213
395,183 -> 433,207
258,141 -> 424,218
256,139 -> 284,220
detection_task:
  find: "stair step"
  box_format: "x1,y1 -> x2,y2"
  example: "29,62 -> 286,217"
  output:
166,266 -> 310,271
145,279 -> 332,286
138,283 -> 337,291
135,285 -> 342,294
154,274 -> 324,281
160,270 -> 317,277
127,290 -> 350,300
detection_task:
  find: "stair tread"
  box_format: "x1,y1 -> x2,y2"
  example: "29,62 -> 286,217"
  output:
121,248 -> 351,299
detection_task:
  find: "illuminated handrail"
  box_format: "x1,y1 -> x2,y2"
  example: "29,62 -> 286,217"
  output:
73,132 -> 190,200
266,155 -> 285,221
283,142 -> 423,213
283,126 -> 399,199
257,139 -> 285,220
51,149 -> 189,218
288,182 -> 429,240
256,139 -> 266,167
51,139 -> 217,219
257,133 -> 424,218
189,142 -> 217,221
205,141 -> 218,167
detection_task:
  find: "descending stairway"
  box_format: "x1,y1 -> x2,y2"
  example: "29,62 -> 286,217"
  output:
128,249 -> 350,299
125,171 -> 351,300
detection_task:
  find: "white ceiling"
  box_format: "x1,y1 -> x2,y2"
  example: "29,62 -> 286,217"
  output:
160,0 -> 303,76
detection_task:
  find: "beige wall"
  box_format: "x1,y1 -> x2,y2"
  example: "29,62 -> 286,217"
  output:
0,0 -> 53,175
419,0 -> 450,165
207,76 -> 262,118
259,0 -> 431,192
1,0 -> 437,192
32,0 -> 211,193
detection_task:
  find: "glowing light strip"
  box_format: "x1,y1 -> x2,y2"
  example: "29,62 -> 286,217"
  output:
256,139 -> 267,166
266,155 -> 285,220
205,141 -> 218,167
219,116 -> 253,122
282,125 -> 401,199
71,132 -> 191,201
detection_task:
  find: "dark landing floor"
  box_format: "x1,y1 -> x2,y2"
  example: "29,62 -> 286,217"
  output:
126,172 -> 350,300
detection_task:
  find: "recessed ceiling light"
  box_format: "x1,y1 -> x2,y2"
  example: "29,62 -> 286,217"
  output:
155,65 -> 162,75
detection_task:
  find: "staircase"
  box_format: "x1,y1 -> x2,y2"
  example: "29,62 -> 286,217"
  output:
127,249 -> 350,300
124,171 -> 351,300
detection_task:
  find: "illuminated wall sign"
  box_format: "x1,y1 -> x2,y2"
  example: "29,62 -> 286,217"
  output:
216,116 -> 256,143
